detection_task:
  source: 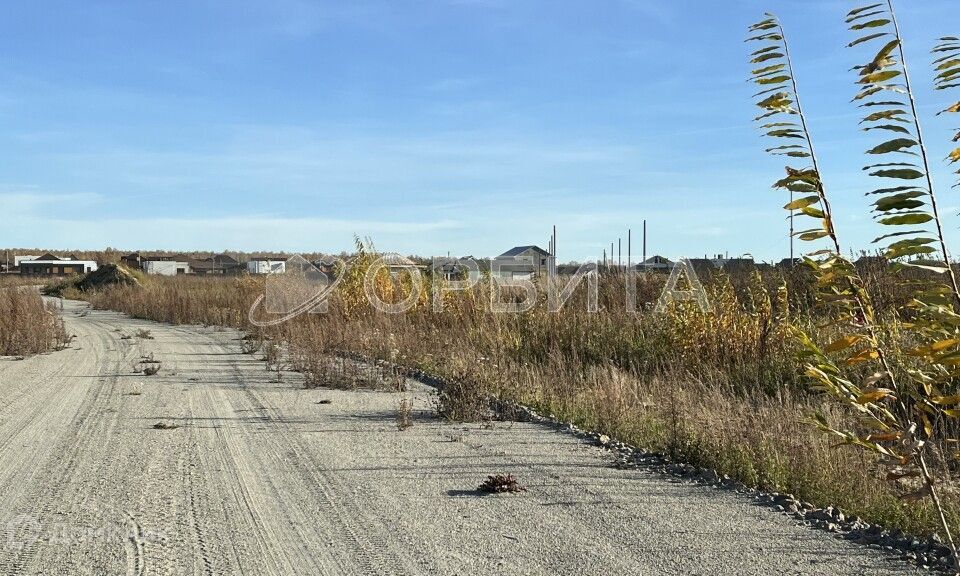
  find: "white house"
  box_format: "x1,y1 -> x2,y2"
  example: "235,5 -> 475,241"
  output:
143,260 -> 190,276
19,254 -> 98,276
247,259 -> 287,274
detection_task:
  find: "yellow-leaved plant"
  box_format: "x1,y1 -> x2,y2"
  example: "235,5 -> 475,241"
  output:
749,4 -> 960,572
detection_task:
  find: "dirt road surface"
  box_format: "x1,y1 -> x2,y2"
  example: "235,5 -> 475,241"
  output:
0,300 -> 924,575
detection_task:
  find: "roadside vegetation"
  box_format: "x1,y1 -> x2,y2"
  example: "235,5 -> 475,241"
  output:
84,273 -> 259,327
0,274 -> 52,288
0,288 -> 68,356
78,251 -> 957,540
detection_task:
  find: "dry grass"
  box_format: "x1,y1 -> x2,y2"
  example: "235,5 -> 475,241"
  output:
84,275 -> 262,327
74,262 -> 959,538
0,275 -> 53,289
396,396 -> 414,430
0,288 -> 68,356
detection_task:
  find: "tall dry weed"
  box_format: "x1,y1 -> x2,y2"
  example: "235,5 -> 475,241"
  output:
0,288 -> 67,356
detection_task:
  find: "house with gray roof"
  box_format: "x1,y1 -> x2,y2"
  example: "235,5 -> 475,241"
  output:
637,255 -> 673,272
491,245 -> 552,279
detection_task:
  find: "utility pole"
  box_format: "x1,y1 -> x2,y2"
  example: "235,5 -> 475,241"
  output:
552,224 -> 557,276
642,220 -> 647,266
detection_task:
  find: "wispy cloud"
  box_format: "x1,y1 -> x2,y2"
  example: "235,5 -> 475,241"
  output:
424,77 -> 484,92
0,191 -> 102,214
615,0 -> 678,25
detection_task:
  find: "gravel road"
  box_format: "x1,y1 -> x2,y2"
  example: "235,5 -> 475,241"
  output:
0,299 -> 925,575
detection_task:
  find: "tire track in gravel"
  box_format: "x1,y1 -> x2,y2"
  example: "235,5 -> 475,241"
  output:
183,445 -> 216,576
0,302 -> 106,509
171,330 -> 429,575
219,368 -> 431,576
0,304 -> 133,575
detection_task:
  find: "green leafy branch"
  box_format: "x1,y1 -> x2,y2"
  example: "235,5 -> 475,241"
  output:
749,6 -> 960,571
847,2 -> 960,300
747,14 -> 897,407
933,36 -> 960,189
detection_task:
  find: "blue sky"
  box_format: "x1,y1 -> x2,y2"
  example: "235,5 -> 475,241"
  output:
1,0 -> 958,262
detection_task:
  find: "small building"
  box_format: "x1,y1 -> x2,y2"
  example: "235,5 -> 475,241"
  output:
119,252 -> 144,269
284,254 -> 333,281
492,245 -> 552,279
143,260 -> 189,276
379,253 -> 421,277
190,254 -> 244,276
20,254 -> 97,276
122,253 -> 191,272
432,257 -> 480,281
682,254 -> 756,275
313,256 -> 340,278
247,258 -> 287,275
637,255 -> 673,272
